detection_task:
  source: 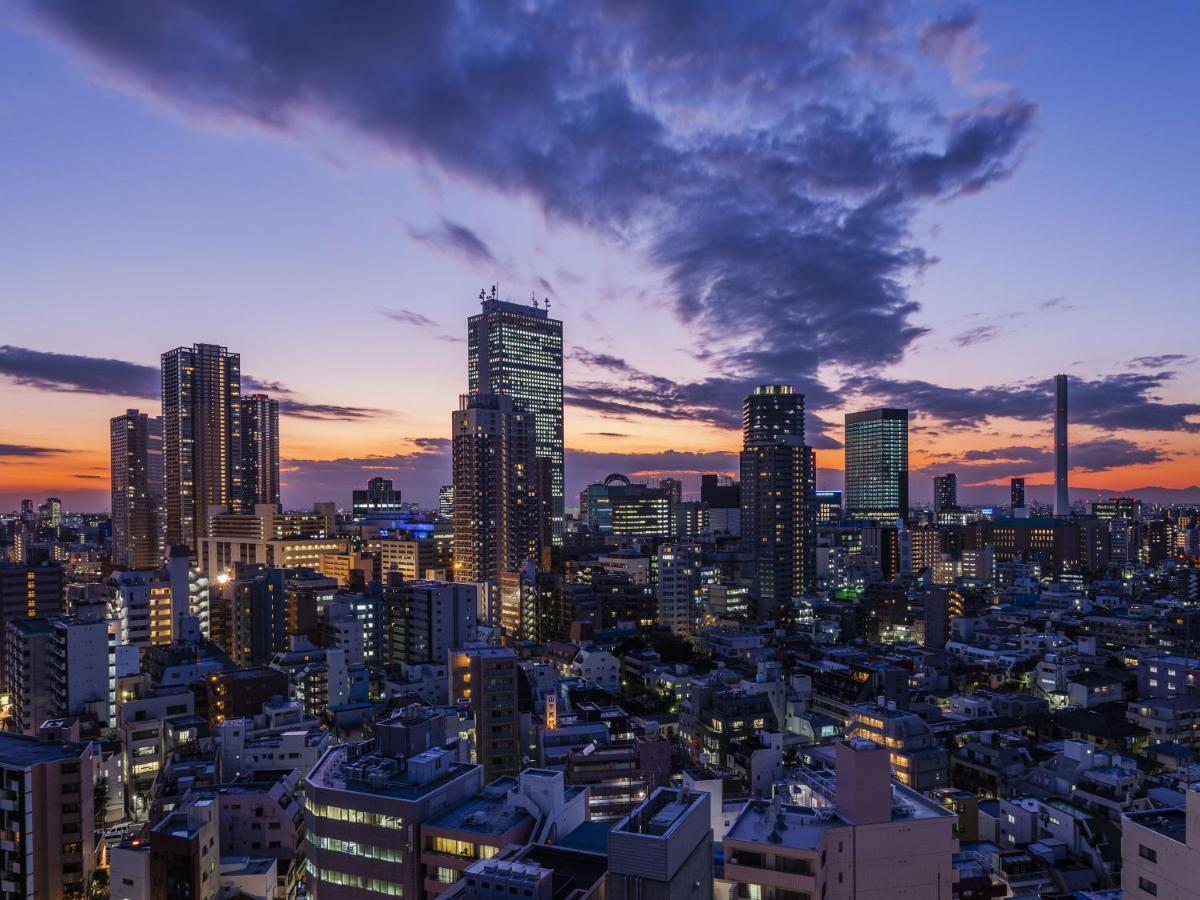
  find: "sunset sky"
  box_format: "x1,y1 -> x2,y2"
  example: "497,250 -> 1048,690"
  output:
2,2 -> 1198,512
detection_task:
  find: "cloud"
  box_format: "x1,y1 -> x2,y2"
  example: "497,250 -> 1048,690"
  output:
919,437 -> 1169,483
0,344 -> 157,398
375,306 -> 439,328
1,345 -> 383,421
918,9 -> 1007,97
406,217 -> 495,265
1129,354 -> 1190,370
0,443 -> 65,458
72,473 -> 105,480
952,324 -> 999,348
29,0 -> 1035,425
851,370 -> 1200,434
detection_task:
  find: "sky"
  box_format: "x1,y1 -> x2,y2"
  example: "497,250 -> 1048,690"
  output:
1,1 -> 1198,513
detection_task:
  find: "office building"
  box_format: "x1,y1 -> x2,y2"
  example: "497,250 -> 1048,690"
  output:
580,474 -> 674,538
110,409 -> 164,569
161,343 -> 242,552
607,786 -> 713,900
384,579 -> 478,665
352,476 -> 404,522
723,739 -> 957,900
239,393 -> 280,511
1010,477 -> 1025,510
469,289 -> 563,542
6,618 -> 54,734
0,732 -> 97,899
815,489 -> 843,523
452,393 -> 543,584
450,647 -> 521,782
199,503 -> 347,580
657,544 -> 702,635
375,537 -> 442,581
933,473 -> 957,513
1054,373 -> 1069,515
845,407 -> 909,522
739,385 -> 816,614
304,715 -> 483,900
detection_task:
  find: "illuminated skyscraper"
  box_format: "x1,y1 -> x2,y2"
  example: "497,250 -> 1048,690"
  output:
933,473 -> 957,513
451,393 -> 542,585
1055,373 -> 1069,516
161,343 -> 242,553
844,407 -> 909,522
468,287 -> 564,543
739,385 -> 815,614
110,409 -> 163,569
239,393 -> 280,511
1010,477 -> 1026,509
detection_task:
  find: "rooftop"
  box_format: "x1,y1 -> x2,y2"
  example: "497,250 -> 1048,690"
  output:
1125,807 -> 1186,844
426,778 -> 531,835
0,731 -> 89,767
306,743 -> 478,801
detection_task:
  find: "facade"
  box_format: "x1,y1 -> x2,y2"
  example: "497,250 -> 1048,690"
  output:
723,739 -> 957,900
844,407 -> 909,523
0,563 -> 64,680
657,544 -> 702,635
6,617 -> 54,734
199,503 -> 347,580
1121,783 -> 1200,899
739,385 -> 816,614
452,393 -> 543,584
107,569 -> 175,649
239,393 -> 280,511
451,647 -> 521,782
352,477 -> 404,522
110,408 -> 163,569
0,732 -> 97,899
1011,477 -> 1026,509
468,291 -> 564,543
384,579 -> 478,666
161,343 -> 243,553
304,736 -> 483,900
606,786 -> 713,900
933,473 -> 957,513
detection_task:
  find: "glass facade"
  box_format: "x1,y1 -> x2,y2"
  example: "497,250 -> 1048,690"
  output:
844,408 -> 909,522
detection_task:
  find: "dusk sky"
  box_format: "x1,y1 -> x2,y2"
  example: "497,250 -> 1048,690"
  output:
2,1 -> 1198,512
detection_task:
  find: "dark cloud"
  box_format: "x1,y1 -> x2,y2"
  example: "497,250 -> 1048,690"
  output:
72,473 -> 104,480
952,324 -> 999,348
918,11 -> 979,62
375,306 -> 439,328
586,432 -> 630,438
1,345 -> 383,422
30,0 -> 1035,416
851,370 -> 1200,434
917,437 -> 1169,484
407,218 -> 495,264
0,344 -> 156,398
0,443 -> 64,458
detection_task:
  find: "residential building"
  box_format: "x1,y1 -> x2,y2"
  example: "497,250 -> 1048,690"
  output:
384,579 -> 478,666
110,408 -> 164,569
161,343 -> 242,553
607,786 -> 713,900
1122,782 -> 1200,899
657,544 -> 702,635
450,647 -> 522,782
239,393 -> 280,510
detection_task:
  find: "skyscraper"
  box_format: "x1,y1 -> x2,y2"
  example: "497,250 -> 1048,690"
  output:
451,393 -> 543,585
110,409 -> 163,569
468,288 -> 564,543
739,385 -> 815,615
1055,373 -> 1069,516
933,473 -> 957,513
844,407 -> 909,522
239,393 -> 280,511
161,343 -> 242,553
1010,477 -> 1026,509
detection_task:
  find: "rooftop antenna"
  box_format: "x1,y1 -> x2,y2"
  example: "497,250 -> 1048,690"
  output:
544,297 -> 551,311
490,284 -> 498,301
479,288 -> 486,305
530,290 -> 538,308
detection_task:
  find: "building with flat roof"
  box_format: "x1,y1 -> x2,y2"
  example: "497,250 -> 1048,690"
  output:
606,786 -> 713,900
1122,783 -> 1200,899
723,739 -> 957,899
304,709 -> 484,900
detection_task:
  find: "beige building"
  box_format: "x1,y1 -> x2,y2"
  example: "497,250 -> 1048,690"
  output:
1123,783 -> 1200,899
723,739 -> 958,899
199,503 -> 347,579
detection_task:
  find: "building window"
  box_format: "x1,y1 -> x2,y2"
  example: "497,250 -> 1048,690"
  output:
1138,845 -> 1157,863
1138,876 -> 1158,896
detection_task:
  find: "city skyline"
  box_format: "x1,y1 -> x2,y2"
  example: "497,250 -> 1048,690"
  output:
2,3 -> 1199,511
